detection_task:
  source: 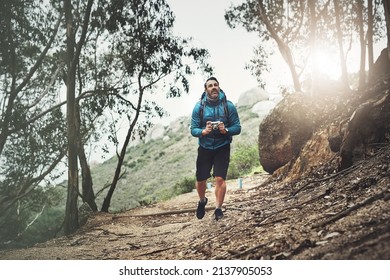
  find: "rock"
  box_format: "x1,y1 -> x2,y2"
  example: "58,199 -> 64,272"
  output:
237,87 -> 270,108
251,100 -> 277,119
371,48 -> 390,84
170,116 -> 187,133
339,91 -> 390,170
145,124 -> 165,143
258,93 -> 316,174
78,202 -> 93,227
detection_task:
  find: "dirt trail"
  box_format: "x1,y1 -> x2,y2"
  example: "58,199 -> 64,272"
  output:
0,174 -> 268,260
1,152 -> 389,260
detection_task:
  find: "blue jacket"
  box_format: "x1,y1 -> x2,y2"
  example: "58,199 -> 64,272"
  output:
191,90 -> 241,150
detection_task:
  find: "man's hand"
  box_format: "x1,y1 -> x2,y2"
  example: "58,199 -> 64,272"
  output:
218,122 -> 227,134
202,121 -> 213,136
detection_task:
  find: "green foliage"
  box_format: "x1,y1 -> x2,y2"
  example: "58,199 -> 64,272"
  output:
168,154 -> 185,164
227,143 -> 260,179
155,151 -> 165,160
134,176 -> 195,208
0,186 -> 65,250
173,177 -> 196,196
153,186 -> 176,202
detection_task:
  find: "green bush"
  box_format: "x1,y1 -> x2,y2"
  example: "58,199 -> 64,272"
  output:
0,186 -> 65,249
173,177 -> 196,196
227,143 -> 260,179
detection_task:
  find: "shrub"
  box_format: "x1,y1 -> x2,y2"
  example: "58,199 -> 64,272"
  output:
173,177 -> 196,196
227,143 -> 260,179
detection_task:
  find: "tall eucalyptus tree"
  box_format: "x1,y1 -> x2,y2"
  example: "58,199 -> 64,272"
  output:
99,0 -> 211,212
0,0 -> 67,243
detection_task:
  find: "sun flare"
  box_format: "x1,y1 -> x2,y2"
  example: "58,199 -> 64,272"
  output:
312,48 -> 342,80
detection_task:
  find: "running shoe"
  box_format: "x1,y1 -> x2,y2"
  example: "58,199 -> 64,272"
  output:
214,208 -> 224,221
196,197 -> 208,219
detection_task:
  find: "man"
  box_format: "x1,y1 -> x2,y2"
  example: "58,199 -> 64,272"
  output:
190,77 -> 241,220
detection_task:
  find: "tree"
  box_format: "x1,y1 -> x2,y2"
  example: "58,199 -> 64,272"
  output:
357,0 -> 367,89
1,0 -> 211,239
226,0 -> 305,92
367,0 -> 374,80
308,0 -> 317,93
333,0 -> 350,89
100,0 -> 211,212
226,0 -> 387,92
0,0 -> 65,213
63,0 -> 94,235
0,0 -> 69,243
384,0 -> 390,57
0,1 -> 62,155
258,0 -> 303,92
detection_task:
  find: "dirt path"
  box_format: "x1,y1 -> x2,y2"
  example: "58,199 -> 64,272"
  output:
1,160 -> 390,260
0,174 -> 268,260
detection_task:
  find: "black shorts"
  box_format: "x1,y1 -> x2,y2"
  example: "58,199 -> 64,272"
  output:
196,144 -> 230,181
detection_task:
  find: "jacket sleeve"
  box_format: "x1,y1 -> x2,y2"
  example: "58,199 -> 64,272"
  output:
190,102 -> 203,137
226,101 -> 241,136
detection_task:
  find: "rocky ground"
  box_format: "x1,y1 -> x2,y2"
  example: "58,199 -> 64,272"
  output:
1,147 -> 389,260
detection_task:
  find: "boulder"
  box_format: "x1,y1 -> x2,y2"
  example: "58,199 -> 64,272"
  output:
78,203 -> 94,227
237,87 -> 269,108
258,93 -> 316,174
170,116 -> 187,133
251,100 -> 277,119
371,48 -> 390,83
145,124 -> 165,143
339,91 -> 390,170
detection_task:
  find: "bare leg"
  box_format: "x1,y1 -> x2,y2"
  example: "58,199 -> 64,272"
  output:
214,176 -> 226,208
196,180 -> 207,201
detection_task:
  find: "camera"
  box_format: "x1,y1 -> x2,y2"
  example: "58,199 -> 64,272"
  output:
210,121 -> 220,130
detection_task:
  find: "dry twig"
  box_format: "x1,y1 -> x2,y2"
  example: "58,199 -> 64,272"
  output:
313,190 -> 388,228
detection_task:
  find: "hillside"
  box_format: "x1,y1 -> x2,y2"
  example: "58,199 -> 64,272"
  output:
1,80 -> 389,260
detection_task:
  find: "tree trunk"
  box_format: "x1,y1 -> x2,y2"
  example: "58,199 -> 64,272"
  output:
64,0 -> 79,235
367,0 -> 374,80
333,0 -> 350,89
357,0 -> 366,90
384,0 -> 390,59
75,102 -> 98,212
63,0 -> 94,234
258,0 -> 302,92
101,78 -> 145,212
308,0 -> 317,94
100,124 -> 134,213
